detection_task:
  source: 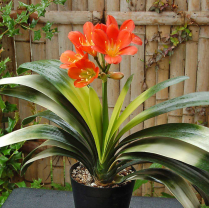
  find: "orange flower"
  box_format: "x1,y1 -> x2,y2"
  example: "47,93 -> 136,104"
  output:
106,15 -> 143,45
68,58 -> 99,88
60,47 -> 88,69
68,22 -> 97,57
92,25 -> 138,64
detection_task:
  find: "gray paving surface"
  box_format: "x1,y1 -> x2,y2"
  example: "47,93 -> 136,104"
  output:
2,188 -> 183,208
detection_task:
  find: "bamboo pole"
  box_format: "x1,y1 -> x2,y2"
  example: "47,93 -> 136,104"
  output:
3,10 -> 209,25
105,0 -> 119,11
154,24 -> 171,196
119,0 -> 132,140
183,0 -> 200,124
105,0 -> 120,109
195,1 -> 209,128
168,0 -> 187,124
58,0 -> 76,185
105,11 -> 184,25
126,1 -> 146,197
141,0 -> 157,197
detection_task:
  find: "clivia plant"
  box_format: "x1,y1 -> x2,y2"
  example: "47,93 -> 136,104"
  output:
0,15 -> 209,208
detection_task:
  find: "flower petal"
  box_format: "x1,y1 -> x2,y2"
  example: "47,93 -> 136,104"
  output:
92,45 -> 106,54
107,24 -> 119,41
60,50 -> 76,64
120,20 -> 135,32
74,80 -> 88,88
75,58 -> 95,70
75,46 -> 85,56
83,22 -> 94,43
60,64 -> 70,69
92,29 -> 108,52
106,15 -> 118,28
94,23 -> 107,33
105,55 -> 122,64
119,46 -> 138,55
68,67 -> 82,79
68,31 -> 85,47
81,46 -> 97,57
132,34 -> 143,45
117,30 -> 132,49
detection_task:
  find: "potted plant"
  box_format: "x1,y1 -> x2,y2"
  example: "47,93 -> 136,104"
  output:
0,15 -> 209,208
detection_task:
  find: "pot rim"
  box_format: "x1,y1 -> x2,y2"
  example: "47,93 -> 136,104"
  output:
70,162 -> 135,190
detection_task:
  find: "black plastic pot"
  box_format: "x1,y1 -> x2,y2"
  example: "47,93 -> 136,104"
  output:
70,162 -> 135,208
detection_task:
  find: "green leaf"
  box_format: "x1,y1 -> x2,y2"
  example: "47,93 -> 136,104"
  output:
11,162 -> 21,171
34,30 -> 41,41
117,152 -> 209,195
1,149 -> 11,156
30,19 -> 38,29
111,76 -> 188,145
53,0 -> 67,5
161,192 -> 175,198
21,147 -> 90,175
117,91 -> 209,140
149,163 -> 163,168
0,96 -> 6,111
30,178 -> 42,188
119,137 -> 209,173
103,75 -> 133,156
42,22 -> 52,32
15,181 -> 27,188
119,123 -> 209,153
133,179 -> 147,192
5,117 -> 16,133
89,87 -> 102,155
116,168 -> 200,208
3,101 -> 18,113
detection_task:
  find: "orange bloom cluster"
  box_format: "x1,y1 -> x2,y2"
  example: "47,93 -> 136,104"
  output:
60,15 -> 142,87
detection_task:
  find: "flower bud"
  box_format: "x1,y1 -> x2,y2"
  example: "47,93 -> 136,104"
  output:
108,72 -> 124,80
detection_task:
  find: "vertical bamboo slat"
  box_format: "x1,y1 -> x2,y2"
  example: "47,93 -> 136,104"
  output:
142,0 -> 157,197
168,0 -> 187,124
106,0 -> 120,110
154,24 -> 171,196
57,0 -> 76,185
183,0 -> 200,124
45,2 -> 64,186
128,1 -> 146,197
195,1 -> 209,127
119,0 -> 131,140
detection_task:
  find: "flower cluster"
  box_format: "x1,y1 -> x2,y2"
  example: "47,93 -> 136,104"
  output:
60,15 -> 142,88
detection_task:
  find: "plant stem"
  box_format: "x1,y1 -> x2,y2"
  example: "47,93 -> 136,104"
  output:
94,56 -> 104,71
102,80 -> 109,152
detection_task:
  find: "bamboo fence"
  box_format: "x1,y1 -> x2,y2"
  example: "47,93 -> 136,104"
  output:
1,0 -> 209,197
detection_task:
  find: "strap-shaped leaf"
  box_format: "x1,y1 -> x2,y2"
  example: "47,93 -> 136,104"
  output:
116,152 -> 209,195
193,185 -> 209,206
103,75 -> 133,155
118,137 -> 209,172
22,110 -> 96,158
21,147 -> 87,175
111,76 -> 189,141
115,168 -> 200,208
0,86 -> 90,140
116,91 -> 209,140
0,124 -> 92,160
23,140 -> 92,173
89,87 -> 102,155
0,75 -> 88,129
17,60 -> 91,128
117,123 -> 209,151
